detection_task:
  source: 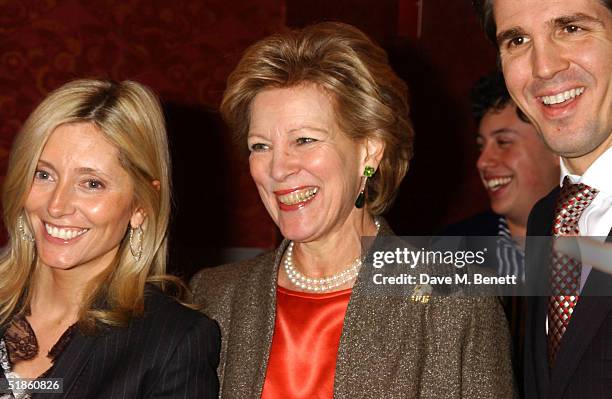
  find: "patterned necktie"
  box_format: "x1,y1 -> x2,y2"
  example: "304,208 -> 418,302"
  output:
547,176 -> 598,367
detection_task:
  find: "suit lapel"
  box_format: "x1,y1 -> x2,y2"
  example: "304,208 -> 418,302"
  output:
0,322 -> 96,399
524,188 -> 558,399
548,288 -> 612,398
0,324 -> 7,386
548,229 -> 612,398
334,221 -> 415,396
524,199 -> 554,395
34,328 -> 98,399
531,296 -> 549,398
335,286 -> 418,396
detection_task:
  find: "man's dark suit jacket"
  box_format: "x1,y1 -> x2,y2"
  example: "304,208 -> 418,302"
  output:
0,287 -> 221,398
524,187 -> 612,399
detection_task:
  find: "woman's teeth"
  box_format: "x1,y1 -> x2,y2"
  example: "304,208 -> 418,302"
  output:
541,87 -> 584,105
278,187 -> 318,205
486,177 -> 512,191
45,223 -> 88,240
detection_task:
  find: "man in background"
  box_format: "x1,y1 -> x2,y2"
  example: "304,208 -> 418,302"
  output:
443,72 -> 558,395
473,1 -> 612,398
445,71 -> 559,282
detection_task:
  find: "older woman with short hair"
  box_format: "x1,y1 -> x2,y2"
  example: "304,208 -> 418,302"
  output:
191,22 -> 513,398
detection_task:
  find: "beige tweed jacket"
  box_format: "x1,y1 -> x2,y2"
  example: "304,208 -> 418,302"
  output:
191,223 -> 514,398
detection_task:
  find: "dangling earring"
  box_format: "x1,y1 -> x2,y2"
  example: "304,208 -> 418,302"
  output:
18,215 -> 35,242
129,225 -> 143,261
355,166 -> 375,209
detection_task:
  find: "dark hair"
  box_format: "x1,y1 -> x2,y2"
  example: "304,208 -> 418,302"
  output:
470,71 -> 528,124
220,22 -> 414,215
472,0 -> 612,46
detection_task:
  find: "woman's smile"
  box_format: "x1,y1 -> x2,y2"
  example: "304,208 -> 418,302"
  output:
42,222 -> 89,242
275,186 -> 319,210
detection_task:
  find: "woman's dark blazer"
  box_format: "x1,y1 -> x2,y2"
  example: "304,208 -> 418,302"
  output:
0,287 -> 221,398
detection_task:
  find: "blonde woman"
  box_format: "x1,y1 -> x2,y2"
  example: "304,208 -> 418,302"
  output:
0,79 -> 219,398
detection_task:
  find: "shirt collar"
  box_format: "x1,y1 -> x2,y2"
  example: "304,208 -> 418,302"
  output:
560,146 -> 612,194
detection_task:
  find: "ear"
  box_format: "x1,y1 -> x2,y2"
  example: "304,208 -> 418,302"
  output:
130,179 -> 160,229
361,135 -> 385,171
130,208 -> 146,229
130,180 -> 160,229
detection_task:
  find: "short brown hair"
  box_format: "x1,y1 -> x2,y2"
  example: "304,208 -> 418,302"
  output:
473,0 -> 612,46
220,22 -> 414,215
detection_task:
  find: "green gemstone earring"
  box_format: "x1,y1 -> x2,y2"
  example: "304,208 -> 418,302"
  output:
355,166 -> 375,209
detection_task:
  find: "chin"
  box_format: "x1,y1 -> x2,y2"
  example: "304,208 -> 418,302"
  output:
279,228 -> 311,243
277,222 -> 316,243
37,248 -> 82,270
490,203 -> 511,218
39,258 -> 76,270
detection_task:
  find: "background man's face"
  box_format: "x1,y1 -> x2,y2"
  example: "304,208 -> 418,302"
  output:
494,0 -> 612,173
477,104 -> 559,223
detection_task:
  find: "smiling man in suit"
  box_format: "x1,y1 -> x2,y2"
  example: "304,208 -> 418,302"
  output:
473,0 -> 612,398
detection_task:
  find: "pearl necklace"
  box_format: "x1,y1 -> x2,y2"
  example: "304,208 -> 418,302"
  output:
283,219 -> 381,292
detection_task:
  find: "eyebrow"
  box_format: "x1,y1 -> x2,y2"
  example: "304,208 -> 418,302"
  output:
496,27 -> 527,47
36,159 -> 57,171
553,13 -> 605,28
75,167 -> 109,176
248,125 -> 330,138
477,128 -> 518,139
37,160 -> 112,178
287,125 -> 329,134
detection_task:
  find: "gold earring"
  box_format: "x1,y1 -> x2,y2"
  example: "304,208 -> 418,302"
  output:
129,225 -> 143,261
18,215 -> 35,242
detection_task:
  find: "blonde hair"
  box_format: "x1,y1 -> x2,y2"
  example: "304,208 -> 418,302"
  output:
221,22 -> 414,214
0,79 -> 183,330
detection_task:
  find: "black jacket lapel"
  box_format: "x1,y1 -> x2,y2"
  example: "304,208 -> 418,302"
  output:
0,350 -> 5,394
34,329 -> 98,399
0,323 -> 6,386
524,187 -> 558,399
546,213 -> 612,397
548,289 -> 612,398
0,323 -> 96,398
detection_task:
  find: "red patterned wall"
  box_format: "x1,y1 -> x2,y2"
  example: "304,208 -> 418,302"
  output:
0,1 -> 498,274
0,0 -> 284,261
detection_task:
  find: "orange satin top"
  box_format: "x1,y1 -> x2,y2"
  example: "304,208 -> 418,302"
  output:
261,286 -> 352,399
